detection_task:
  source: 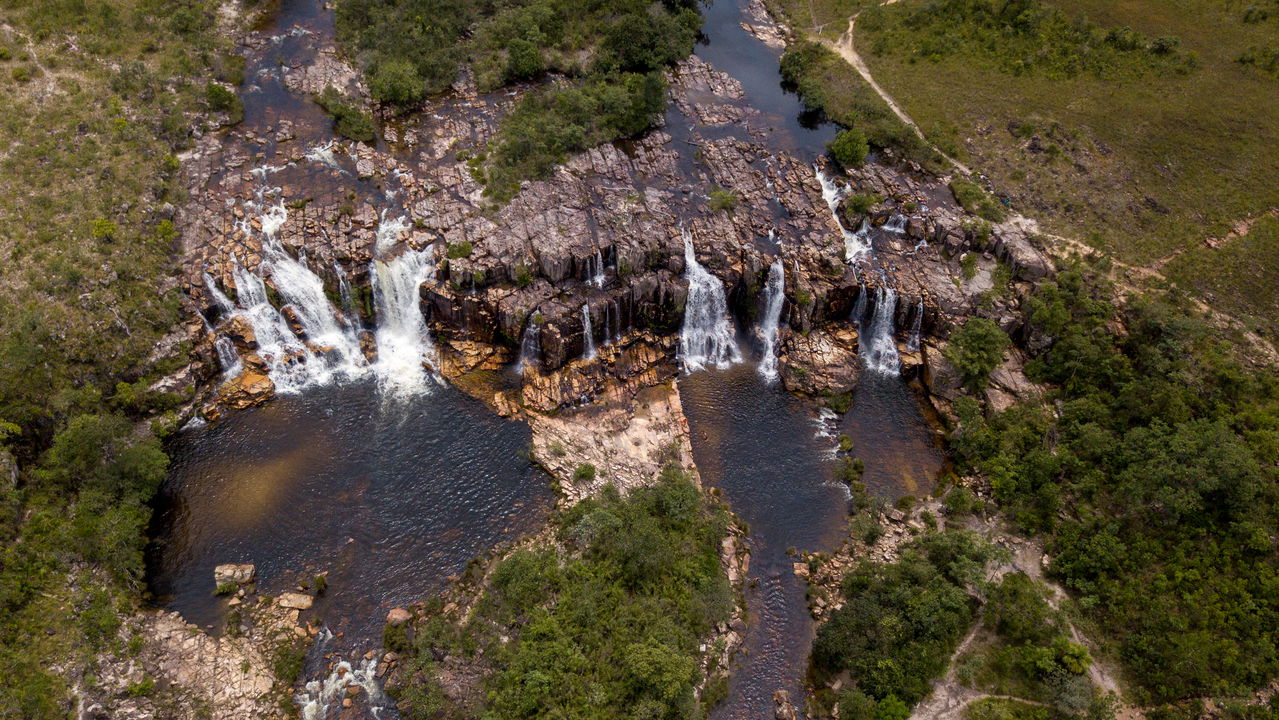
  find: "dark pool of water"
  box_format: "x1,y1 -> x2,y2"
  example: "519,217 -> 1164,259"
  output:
681,364 -> 848,720
843,372 -> 946,499
146,380 -> 554,646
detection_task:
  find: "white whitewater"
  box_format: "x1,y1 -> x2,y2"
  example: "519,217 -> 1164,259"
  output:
589,247 -> 606,287
581,304 -> 596,360
858,285 -> 901,376
882,213 -> 908,234
815,166 -> 872,262
257,202 -> 367,379
334,263 -> 355,314
906,299 -> 924,353
757,259 -> 785,382
213,336 -> 243,379
295,635 -> 389,720
370,214 -> 438,398
228,258 -> 317,392
679,230 -> 741,372
516,319 -> 540,374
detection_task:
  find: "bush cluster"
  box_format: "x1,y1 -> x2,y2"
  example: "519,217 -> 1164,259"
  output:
950,261 -> 1279,703
391,469 -> 734,720
812,532 -> 993,718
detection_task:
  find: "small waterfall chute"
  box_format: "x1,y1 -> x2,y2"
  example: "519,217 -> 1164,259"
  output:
516,316 -> 541,375
906,299 -> 924,353
370,220 -> 439,398
815,166 -> 871,262
882,213 -> 908,234
589,247 -> 606,287
857,285 -> 901,376
295,638 -> 389,720
679,230 -> 741,372
757,259 -> 785,382
581,304 -> 596,360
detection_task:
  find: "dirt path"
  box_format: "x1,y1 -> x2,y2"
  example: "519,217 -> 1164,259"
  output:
816,6 -> 972,176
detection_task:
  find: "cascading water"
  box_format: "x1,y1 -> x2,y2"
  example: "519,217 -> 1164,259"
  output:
906,299 -> 924,353
204,272 -> 237,317
581,304 -> 596,360
757,259 -> 785,382
335,263 -> 355,314
882,213 -> 907,234
590,247 -> 606,288
679,230 -> 741,372
213,336 -> 243,379
857,285 -> 901,376
815,166 -> 871,262
516,319 -> 541,374
259,203 -> 366,375
370,215 -> 439,397
227,259 -> 318,391
295,632 -> 390,720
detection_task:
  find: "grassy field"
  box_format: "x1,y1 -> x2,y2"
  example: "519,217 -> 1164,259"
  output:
0,1 -> 240,715
768,0 -> 1279,338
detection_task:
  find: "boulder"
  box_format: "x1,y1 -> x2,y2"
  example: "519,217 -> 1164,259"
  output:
386,607 -> 411,626
277,592 -> 314,610
214,563 -> 256,585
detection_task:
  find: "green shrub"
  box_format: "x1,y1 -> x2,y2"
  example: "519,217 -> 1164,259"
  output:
813,532 -> 992,706
949,179 -> 1005,222
446,241 -> 473,259
389,470 -> 732,719
573,463 -> 596,482
829,128 -> 870,168
369,58 -> 426,106
314,86 -> 375,142
205,83 -> 243,124
944,317 -> 1009,391
708,188 -> 738,213
214,582 -> 237,596
843,193 -> 882,217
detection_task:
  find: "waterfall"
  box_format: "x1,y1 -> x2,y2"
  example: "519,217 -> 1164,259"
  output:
590,247 -> 606,287
374,212 -> 410,253
227,259 -> 317,392
516,318 -> 541,375
370,238 -> 438,396
204,272 -> 237,317
679,230 -> 741,372
906,299 -> 924,353
581,304 -> 596,360
857,285 -> 901,376
815,166 -> 871,262
259,204 -> 367,377
335,263 -> 355,314
757,259 -> 785,382
214,336 -> 243,379
882,213 -> 907,234
304,142 -> 346,173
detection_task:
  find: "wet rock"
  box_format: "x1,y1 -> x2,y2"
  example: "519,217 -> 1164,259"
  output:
773,689 -> 799,720
277,592 -> 314,610
216,369 -> 274,410
213,563 -> 256,585
779,325 -> 860,397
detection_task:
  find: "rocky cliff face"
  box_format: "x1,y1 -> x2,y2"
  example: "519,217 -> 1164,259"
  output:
174,6 -> 1051,419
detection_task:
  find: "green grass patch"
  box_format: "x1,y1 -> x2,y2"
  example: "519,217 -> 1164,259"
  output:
779,39 -> 947,171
